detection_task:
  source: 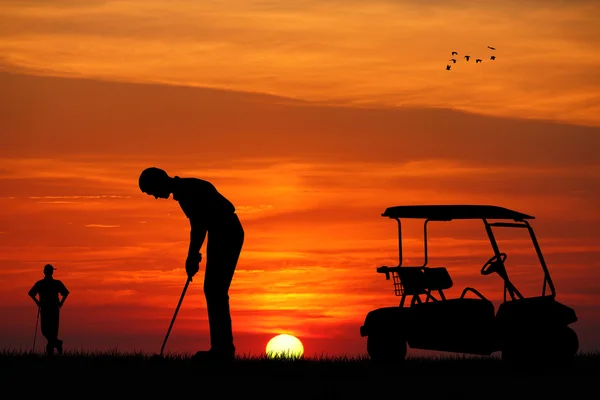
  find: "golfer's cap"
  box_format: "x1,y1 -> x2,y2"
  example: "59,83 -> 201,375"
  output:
44,264 -> 56,272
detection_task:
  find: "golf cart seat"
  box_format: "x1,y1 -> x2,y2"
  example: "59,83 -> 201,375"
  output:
397,267 -> 428,296
423,268 -> 493,304
399,266 -> 490,303
423,267 -> 453,301
395,267 -> 454,304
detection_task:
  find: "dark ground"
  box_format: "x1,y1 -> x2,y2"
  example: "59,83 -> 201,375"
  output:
1,349 -> 598,398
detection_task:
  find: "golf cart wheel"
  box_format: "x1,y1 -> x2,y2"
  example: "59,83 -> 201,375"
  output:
501,327 -> 579,366
555,326 -> 579,362
367,333 -> 407,364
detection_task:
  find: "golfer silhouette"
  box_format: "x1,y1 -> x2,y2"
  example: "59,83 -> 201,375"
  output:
138,167 -> 244,361
28,264 -> 69,356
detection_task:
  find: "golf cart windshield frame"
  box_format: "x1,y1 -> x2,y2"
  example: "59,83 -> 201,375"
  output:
382,205 -> 556,300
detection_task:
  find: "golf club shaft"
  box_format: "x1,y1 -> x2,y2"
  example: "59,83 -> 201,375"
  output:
32,306 -> 40,352
160,277 -> 192,356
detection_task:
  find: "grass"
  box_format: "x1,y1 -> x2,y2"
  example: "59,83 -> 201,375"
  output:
2,348 -> 599,398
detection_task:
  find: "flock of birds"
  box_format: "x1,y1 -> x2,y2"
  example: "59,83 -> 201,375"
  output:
446,45 -> 496,70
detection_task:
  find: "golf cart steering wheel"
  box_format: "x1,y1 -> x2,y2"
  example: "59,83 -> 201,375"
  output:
481,253 -> 507,276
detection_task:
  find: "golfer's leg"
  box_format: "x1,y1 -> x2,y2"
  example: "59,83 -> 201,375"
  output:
40,310 -> 54,355
204,226 -> 244,354
204,244 -> 237,353
53,309 -> 62,352
49,309 -> 59,348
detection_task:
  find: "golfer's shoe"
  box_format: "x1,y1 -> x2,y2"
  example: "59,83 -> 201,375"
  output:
56,340 -> 63,356
192,349 -> 235,362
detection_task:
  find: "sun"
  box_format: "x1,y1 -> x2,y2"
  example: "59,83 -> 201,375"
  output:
265,334 -> 304,359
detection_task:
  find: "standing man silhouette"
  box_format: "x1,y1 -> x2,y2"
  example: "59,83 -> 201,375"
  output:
28,264 -> 70,356
138,167 -> 244,361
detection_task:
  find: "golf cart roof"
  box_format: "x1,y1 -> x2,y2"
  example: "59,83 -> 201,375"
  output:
382,205 -> 534,221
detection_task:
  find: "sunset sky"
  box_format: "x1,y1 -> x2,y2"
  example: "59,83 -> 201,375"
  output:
1,0 -> 599,357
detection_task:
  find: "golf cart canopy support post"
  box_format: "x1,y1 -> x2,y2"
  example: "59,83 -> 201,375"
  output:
381,205 -> 555,298
392,217 -> 433,268
485,220 -> 556,298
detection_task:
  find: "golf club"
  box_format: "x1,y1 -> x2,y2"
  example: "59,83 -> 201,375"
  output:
32,306 -> 40,353
156,276 -> 192,358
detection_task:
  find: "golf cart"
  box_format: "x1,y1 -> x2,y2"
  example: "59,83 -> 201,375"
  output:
360,205 -> 578,364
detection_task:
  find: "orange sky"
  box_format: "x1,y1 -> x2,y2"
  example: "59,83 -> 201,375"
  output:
1,0 -> 599,357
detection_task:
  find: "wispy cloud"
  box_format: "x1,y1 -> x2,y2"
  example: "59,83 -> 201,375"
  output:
0,0 -> 598,125
85,224 -> 120,228
236,204 -> 274,214
29,195 -> 131,199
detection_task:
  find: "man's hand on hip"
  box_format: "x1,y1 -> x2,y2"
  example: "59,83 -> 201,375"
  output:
186,253 -> 201,280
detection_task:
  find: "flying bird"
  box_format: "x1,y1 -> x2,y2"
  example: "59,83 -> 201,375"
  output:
475,59 -> 482,63
446,65 -> 451,70
490,55 -> 496,60
464,55 -> 471,61
449,59 -> 457,63
452,51 -> 458,55
487,46 -> 496,50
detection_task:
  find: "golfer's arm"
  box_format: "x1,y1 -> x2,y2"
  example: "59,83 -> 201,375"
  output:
28,290 -> 40,307
59,292 -> 69,307
188,219 -> 207,257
